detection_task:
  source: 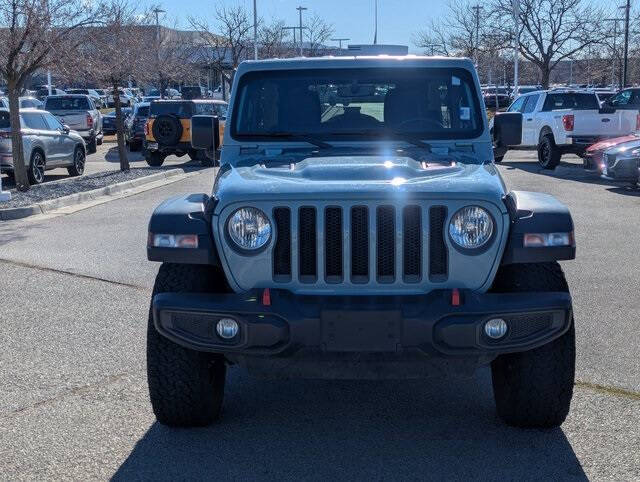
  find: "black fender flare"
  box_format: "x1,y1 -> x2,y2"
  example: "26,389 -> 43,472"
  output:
501,191 -> 576,265
147,193 -> 221,266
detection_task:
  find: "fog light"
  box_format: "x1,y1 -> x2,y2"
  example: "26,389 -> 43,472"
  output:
484,318 -> 507,339
216,318 -> 239,339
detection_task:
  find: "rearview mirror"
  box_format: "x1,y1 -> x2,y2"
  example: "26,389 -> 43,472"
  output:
492,112 -> 522,160
191,115 -> 220,152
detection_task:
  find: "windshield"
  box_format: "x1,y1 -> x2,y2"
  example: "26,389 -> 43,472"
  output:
232,68 -> 483,141
150,102 -> 192,117
542,93 -> 599,111
45,97 -> 90,110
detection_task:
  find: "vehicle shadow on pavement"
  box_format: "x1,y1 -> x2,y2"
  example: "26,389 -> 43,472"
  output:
113,369 -> 586,480
500,160 -> 640,195
103,146 -> 203,170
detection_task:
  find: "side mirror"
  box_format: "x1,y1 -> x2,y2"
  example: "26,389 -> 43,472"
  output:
599,104 -> 616,114
62,124 -> 70,134
492,112 -> 522,160
191,115 -> 220,152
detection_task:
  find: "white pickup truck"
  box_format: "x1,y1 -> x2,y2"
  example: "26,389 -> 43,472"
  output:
496,89 -> 638,168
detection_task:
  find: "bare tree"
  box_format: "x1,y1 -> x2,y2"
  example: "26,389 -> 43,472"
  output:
493,0 -> 608,88
75,1 -> 150,171
305,14 -> 334,57
413,0 -> 496,59
0,0 -> 104,191
151,18 -> 195,98
189,5 -> 252,94
259,18 -> 293,59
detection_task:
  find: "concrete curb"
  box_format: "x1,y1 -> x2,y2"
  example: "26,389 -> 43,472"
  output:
0,169 -> 198,221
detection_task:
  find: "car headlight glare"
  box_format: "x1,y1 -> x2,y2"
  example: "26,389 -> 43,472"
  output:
227,207 -> 271,251
449,206 -> 494,250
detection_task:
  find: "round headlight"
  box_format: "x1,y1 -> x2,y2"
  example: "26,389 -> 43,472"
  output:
449,206 -> 494,250
227,207 -> 271,251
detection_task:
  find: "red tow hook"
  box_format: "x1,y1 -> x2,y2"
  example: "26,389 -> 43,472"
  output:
262,288 -> 271,306
451,288 -> 461,306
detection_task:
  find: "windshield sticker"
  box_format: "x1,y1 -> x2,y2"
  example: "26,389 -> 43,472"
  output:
459,107 -> 471,120
452,76 -> 461,86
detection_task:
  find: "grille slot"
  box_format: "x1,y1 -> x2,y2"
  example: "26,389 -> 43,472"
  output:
403,205 -> 421,282
376,205 -> 395,282
325,207 -> 343,282
429,206 -> 448,280
351,206 -> 369,282
298,207 -> 317,281
273,208 -> 291,279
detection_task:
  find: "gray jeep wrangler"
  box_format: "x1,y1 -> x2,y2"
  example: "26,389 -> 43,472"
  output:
146,56 -> 576,429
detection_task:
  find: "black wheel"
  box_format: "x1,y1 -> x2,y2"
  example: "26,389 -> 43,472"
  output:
67,147 -> 85,177
537,134 -> 561,169
145,151 -> 165,167
494,156 -> 504,163
147,263 -> 228,427
96,136 -> 103,146
490,262 -> 575,428
28,150 -> 46,184
87,137 -> 97,154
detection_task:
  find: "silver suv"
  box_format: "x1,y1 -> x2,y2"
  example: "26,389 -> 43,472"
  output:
0,109 -> 86,184
144,56 -> 577,430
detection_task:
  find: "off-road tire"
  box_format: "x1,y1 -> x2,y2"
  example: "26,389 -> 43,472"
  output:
537,134 -> 561,169
490,262 -> 575,428
67,147 -> 86,177
145,151 -> 165,167
152,114 -> 183,145
147,263 -> 227,427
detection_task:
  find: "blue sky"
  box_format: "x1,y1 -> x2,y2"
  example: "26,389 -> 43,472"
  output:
153,0 -> 449,52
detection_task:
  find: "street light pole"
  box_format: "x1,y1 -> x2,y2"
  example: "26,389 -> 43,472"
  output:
153,7 -> 165,97
472,4 -> 484,68
296,6 -> 307,56
374,0 -> 378,44
621,0 -> 631,87
511,0 -> 519,96
253,0 -> 258,60
605,18 -> 623,88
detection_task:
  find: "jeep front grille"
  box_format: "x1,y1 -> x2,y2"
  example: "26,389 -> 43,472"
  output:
272,204 -> 448,285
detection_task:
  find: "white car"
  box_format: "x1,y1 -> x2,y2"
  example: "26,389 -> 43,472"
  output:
107,91 -> 133,107
497,89 -> 637,168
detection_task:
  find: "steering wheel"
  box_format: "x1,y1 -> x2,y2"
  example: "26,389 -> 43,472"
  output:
397,118 -> 443,130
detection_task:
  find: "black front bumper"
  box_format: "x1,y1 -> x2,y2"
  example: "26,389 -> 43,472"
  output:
152,289 -> 572,377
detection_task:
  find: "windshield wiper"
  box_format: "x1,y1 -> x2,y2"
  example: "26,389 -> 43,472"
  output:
324,130 -> 431,149
241,132 -> 332,149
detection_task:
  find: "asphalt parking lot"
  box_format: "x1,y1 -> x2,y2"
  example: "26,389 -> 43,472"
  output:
0,151 -> 638,480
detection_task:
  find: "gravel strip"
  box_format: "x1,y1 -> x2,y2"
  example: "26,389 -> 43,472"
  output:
1,168 -> 189,209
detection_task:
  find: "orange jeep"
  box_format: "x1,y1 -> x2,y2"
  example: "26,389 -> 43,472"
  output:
144,99 -> 227,166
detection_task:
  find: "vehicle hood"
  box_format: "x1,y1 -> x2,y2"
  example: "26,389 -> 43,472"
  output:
214,155 -> 507,208
605,138 -> 640,156
587,135 -> 638,153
